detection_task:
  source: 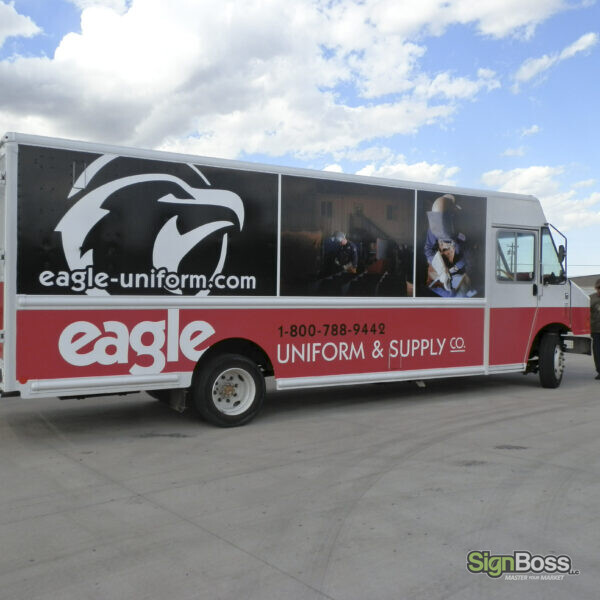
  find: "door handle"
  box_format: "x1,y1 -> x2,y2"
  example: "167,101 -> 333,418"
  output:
532,283 -> 538,296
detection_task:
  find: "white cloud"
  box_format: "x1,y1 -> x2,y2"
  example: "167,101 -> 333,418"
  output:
513,32 -> 598,90
574,178 -> 597,188
502,146 -> 526,157
357,155 -> 460,185
323,164 -> 344,173
514,55 -> 555,86
412,69 -> 500,100
549,191 -> 600,229
0,1 -> 40,49
521,124 -> 540,136
357,0 -> 570,40
342,146 -> 397,163
66,0 -> 130,12
482,165 -> 564,197
559,31 -> 598,59
0,0 -> 578,160
447,0 -> 570,40
159,97 -> 457,159
481,165 -> 600,229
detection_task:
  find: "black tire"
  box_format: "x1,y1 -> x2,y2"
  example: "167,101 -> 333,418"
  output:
538,333 -> 564,388
192,354 -> 265,427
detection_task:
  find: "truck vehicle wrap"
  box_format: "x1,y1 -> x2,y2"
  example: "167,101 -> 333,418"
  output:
0,133 -> 591,425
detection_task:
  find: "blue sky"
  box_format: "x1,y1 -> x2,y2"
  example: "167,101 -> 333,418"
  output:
0,0 -> 599,275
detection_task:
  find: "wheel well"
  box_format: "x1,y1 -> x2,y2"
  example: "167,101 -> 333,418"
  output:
528,323 -> 569,359
192,338 -> 274,385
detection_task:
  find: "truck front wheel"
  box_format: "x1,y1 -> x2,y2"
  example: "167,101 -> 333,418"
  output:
538,333 -> 565,389
192,354 -> 265,427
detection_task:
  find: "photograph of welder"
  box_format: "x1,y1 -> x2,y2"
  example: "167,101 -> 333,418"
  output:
280,175 -> 414,296
415,191 -> 486,298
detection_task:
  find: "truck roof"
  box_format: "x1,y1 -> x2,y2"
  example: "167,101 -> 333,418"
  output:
2,131 -> 539,204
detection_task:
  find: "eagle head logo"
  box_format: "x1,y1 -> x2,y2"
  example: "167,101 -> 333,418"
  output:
55,154 -> 244,296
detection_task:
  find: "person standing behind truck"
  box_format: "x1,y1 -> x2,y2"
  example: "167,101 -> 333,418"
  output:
591,279 -> 600,380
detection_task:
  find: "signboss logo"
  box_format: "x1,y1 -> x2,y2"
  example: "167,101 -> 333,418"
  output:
58,309 -> 215,374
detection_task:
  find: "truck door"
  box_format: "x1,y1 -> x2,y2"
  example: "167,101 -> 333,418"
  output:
489,227 -> 539,369
537,226 -> 569,323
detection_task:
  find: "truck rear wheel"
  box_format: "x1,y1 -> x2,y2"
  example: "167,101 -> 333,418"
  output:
192,354 -> 265,427
538,333 -> 564,388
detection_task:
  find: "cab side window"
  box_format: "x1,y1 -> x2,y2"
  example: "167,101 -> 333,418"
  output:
496,230 -> 535,282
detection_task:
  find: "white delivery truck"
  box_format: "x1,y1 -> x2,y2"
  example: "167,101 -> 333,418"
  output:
0,133 -> 591,426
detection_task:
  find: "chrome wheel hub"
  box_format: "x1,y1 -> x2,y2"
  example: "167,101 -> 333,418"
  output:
212,368 -> 256,416
553,345 -> 565,379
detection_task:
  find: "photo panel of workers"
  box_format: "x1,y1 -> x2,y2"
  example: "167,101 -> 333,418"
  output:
415,191 -> 487,298
280,176 -> 415,297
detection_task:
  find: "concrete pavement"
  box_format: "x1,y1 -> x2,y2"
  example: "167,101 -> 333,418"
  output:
0,353 -> 598,599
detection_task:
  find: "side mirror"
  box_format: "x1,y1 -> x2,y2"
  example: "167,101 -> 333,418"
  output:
557,244 -> 566,264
